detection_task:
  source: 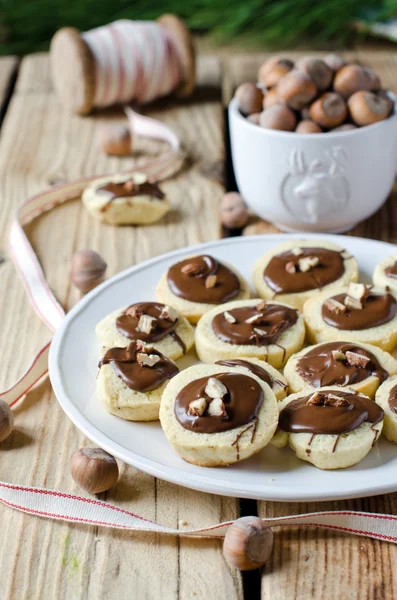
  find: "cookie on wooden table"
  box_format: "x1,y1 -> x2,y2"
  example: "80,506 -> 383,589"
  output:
284,341 -> 397,398
303,283 -> 397,352
156,254 -> 250,324
97,341 -> 179,421
195,298 -> 305,369
375,375 -> 397,443
373,254 -> 397,293
82,173 -> 170,225
159,363 -> 278,466
277,386 -> 384,469
252,240 -> 358,310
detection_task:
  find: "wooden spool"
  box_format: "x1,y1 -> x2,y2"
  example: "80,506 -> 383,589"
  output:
50,14 -> 196,115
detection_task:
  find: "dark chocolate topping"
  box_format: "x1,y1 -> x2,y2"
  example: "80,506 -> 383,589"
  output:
388,383 -> 397,414
322,292 -> 396,330
116,302 -> 186,353
98,180 -> 165,201
175,372 -> 263,434
279,389 -> 383,435
216,359 -> 273,388
166,255 -> 240,304
297,342 -> 389,387
212,303 -> 298,346
385,261 -> 397,280
264,247 -> 344,294
98,342 -> 178,392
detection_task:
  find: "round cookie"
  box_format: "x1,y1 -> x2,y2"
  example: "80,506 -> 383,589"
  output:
156,254 -> 250,324
95,301 -> 194,360
375,375 -> 397,443
284,341 -> 397,398
252,240 -> 358,310
373,254 -> 397,293
97,342 -> 179,421
82,172 -> 170,225
195,298 -> 305,369
159,363 -> 278,466
303,283 -> 397,352
278,386 -> 384,469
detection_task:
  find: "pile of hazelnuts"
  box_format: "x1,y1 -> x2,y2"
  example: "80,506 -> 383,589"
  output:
235,54 -> 393,133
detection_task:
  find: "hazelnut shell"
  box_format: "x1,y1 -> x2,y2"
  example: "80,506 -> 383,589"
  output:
235,82 -> 263,116
263,88 -> 279,109
223,517 -> 274,570
247,113 -> 261,125
295,120 -> 322,134
259,104 -> 296,131
71,249 -> 107,293
100,124 -> 132,156
258,56 -> 294,88
333,64 -> 380,99
70,447 -> 119,494
277,71 -> 317,110
309,92 -> 348,128
221,192 -> 249,229
347,90 -> 392,126
296,56 -> 333,91
323,54 -> 347,73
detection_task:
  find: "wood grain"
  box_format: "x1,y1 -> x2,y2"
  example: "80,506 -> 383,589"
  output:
224,51 -> 397,600
0,53 -> 242,600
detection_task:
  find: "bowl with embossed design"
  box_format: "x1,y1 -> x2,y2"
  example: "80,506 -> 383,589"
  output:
228,95 -> 397,233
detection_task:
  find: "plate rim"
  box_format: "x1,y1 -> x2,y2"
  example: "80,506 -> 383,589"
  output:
49,232 -> 397,502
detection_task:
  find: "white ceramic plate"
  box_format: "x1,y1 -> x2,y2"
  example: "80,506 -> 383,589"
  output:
50,233 -> 397,502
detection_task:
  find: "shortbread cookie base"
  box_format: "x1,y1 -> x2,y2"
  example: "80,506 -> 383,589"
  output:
97,363 -> 169,421
277,385 -> 383,469
95,306 -> 195,360
373,254 -> 397,293
303,286 -> 397,352
252,239 -> 359,310
195,298 -> 305,369
375,375 -> 397,443
159,363 -> 279,466
284,342 -> 397,398
156,257 -> 251,324
82,174 -> 170,225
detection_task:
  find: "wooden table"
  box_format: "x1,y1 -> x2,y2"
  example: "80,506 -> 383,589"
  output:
1,50 -> 397,600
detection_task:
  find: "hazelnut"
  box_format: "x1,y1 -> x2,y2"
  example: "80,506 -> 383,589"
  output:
258,56 -> 294,88
259,105 -> 297,131
333,65 -> 380,99
247,113 -> 261,125
323,54 -> 347,73
223,516 -> 274,570
235,82 -> 263,116
296,56 -> 333,91
295,120 -> 322,134
100,124 -> 132,156
309,92 -> 348,128
220,192 -> 249,229
348,90 -> 392,126
300,106 -> 311,121
277,71 -> 317,110
70,447 -> 119,494
0,399 -> 13,443
332,123 -> 357,132
263,88 -> 279,109
71,249 -> 107,293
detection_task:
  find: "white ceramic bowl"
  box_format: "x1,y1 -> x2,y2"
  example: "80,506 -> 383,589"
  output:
229,96 -> 397,233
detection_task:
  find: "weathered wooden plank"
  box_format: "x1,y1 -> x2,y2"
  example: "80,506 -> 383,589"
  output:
0,53 -> 242,600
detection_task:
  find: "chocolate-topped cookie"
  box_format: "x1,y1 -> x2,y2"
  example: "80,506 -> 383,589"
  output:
159,363 -> 278,466
156,255 -> 250,323
195,298 -> 305,368
252,240 -> 358,310
373,254 -> 397,294
304,283 -> 397,352
375,375 -> 397,443
284,341 -> 397,398
95,301 -> 194,361
97,341 -> 179,421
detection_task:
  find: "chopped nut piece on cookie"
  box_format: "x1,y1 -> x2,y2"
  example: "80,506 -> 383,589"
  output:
224,311 -> 236,324
324,298 -> 346,314
205,377 -> 228,399
181,263 -> 202,276
347,282 -> 369,302
205,275 -> 217,289
324,394 -> 351,407
285,261 -> 296,274
299,256 -> 319,272
207,397 -> 227,417
136,353 -> 161,367
136,314 -> 157,334
331,350 -> 346,361
345,351 -> 371,368
306,392 -> 324,405
256,300 -> 267,311
291,247 -> 304,256
344,295 -> 363,310
159,305 -> 178,322
245,313 -> 264,324
188,398 -> 208,416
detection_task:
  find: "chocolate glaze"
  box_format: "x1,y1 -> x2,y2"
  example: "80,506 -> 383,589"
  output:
175,372 -> 263,434
385,261 -> 397,280
216,359 -> 273,388
388,384 -> 397,413
116,302 -> 186,353
98,180 -> 164,201
98,342 -> 178,392
322,292 -> 396,330
212,304 -> 298,346
297,342 -> 389,387
264,247 -> 344,294
279,389 -> 383,435
167,255 -> 240,304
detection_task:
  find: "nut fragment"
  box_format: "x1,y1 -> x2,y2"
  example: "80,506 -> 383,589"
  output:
99,124 -> 132,156
188,398 -> 208,416
344,296 -> 363,310
256,300 -> 267,311
70,447 -> 119,494
137,353 -> 161,367
181,263 -> 202,276
347,282 -> 369,302
324,298 -> 346,314
291,247 -> 304,256
244,313 -> 263,324
331,350 -> 346,361
224,311 -> 236,324
159,305 -> 179,322
70,249 -> 107,293
207,397 -> 227,417
223,516 -> 274,571
205,377 -> 228,399
205,275 -> 217,289
253,327 -> 268,337
285,261 -> 296,274
324,394 -> 351,407
345,351 -> 370,369
298,256 -> 319,272
306,392 -> 324,406
136,314 -> 157,334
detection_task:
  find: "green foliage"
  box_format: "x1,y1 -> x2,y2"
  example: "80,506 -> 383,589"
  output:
0,0 -> 396,55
